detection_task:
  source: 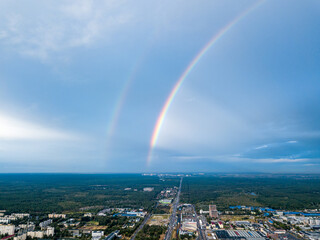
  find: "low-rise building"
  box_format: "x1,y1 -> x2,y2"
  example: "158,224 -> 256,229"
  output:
68,229 -> 81,237
18,223 -> 35,231
46,226 -> 54,236
48,213 -> 66,219
0,224 -> 15,235
27,231 -> 44,238
39,219 -> 52,229
13,233 -> 26,240
143,187 -> 154,192
92,230 -> 104,240
11,214 -> 29,219
0,218 -> 10,224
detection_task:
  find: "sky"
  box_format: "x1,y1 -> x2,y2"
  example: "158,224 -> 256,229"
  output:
0,0 -> 320,173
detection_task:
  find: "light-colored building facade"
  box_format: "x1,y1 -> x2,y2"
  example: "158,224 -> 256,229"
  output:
209,205 -> 218,218
92,230 -> 104,240
39,219 -> 52,229
48,213 -> 66,219
46,227 -> 54,236
11,214 -> 29,219
143,187 -> 154,192
27,231 -> 44,238
0,224 -> 15,235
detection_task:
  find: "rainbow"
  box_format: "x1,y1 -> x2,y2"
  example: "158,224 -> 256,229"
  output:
105,50 -> 149,152
105,35 -> 159,152
147,0 -> 265,166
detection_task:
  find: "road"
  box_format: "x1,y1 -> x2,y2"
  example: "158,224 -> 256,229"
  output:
164,177 -> 183,240
191,204 -> 207,240
130,211 -> 152,240
105,230 -> 119,240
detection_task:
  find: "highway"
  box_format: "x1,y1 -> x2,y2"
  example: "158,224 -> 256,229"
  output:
164,177 -> 183,240
191,204 -> 207,240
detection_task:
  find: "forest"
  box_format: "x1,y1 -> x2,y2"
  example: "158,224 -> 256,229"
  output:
1,173 -> 320,214
180,174 -> 320,211
0,174 -> 179,213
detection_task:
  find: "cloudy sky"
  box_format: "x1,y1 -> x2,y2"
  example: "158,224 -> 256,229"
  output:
0,0 -> 320,173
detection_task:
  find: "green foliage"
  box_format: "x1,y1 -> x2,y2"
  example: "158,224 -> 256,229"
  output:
135,225 -> 167,240
0,174 -> 179,213
154,205 -> 171,214
180,175 -> 320,211
273,220 -> 290,230
179,233 -> 194,240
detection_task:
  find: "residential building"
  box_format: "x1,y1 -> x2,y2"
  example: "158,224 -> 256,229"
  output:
39,219 -> 52,229
48,213 -> 66,219
209,205 -> 219,218
0,225 -> 15,235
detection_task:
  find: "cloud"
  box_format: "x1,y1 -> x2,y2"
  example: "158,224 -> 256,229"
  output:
254,141 -> 297,151
255,158 -> 309,163
0,0 -> 132,60
0,112 -> 79,141
303,163 -> 319,167
156,89 -> 252,155
255,144 -> 268,150
171,155 -> 213,161
168,154 -> 316,165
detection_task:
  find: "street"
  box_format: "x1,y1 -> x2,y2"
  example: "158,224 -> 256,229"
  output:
164,177 -> 183,240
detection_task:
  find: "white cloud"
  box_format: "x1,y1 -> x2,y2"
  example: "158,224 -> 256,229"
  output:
303,163 -> 319,167
256,158 -> 309,163
255,144 -> 268,150
171,155 -> 213,161
156,89 -> 253,155
0,112 -> 79,141
0,0 -> 239,61
167,154 -> 314,165
0,0 -> 133,60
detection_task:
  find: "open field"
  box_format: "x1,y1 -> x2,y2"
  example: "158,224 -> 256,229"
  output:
148,214 -> 170,226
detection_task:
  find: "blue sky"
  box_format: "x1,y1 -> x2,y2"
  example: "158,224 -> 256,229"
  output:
0,0 -> 320,173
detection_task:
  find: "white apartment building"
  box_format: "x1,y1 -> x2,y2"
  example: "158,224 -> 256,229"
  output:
0,224 -> 15,235
39,219 -> 52,229
11,214 -> 30,219
92,231 -> 104,240
48,213 -> 66,219
46,227 -> 54,236
27,231 -> 44,238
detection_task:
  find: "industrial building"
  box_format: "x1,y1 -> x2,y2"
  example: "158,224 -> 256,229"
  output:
215,230 -> 265,239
